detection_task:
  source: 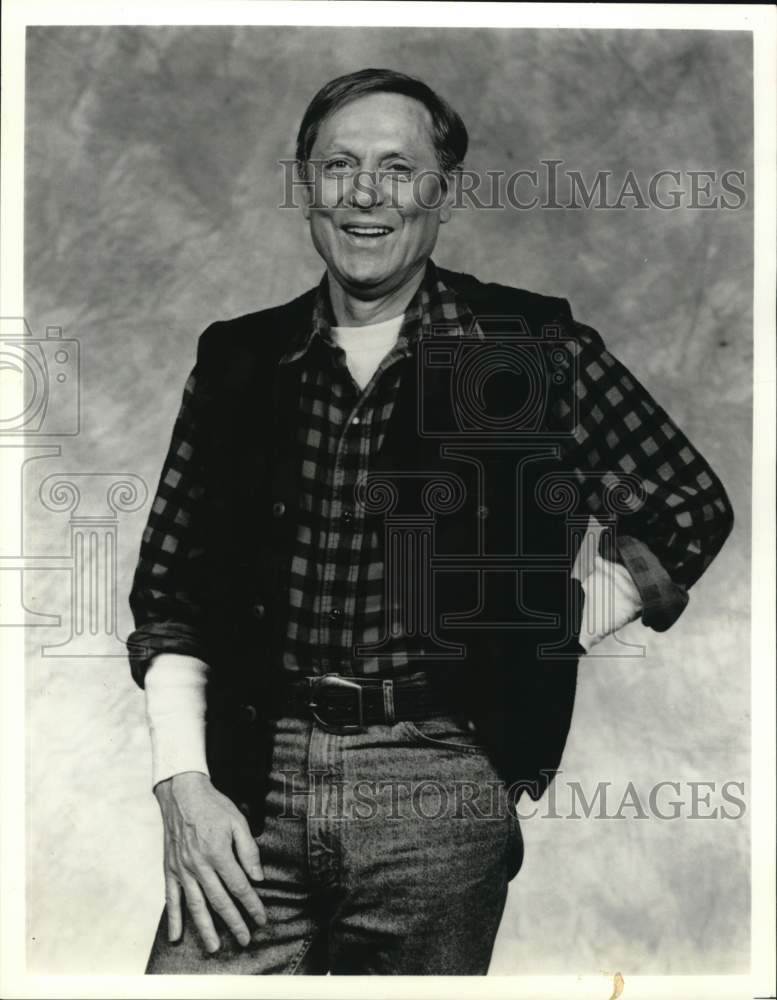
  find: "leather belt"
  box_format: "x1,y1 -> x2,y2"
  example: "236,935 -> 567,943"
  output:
270,671 -> 453,733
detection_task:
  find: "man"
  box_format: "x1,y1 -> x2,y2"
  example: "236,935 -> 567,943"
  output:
127,68 -> 733,975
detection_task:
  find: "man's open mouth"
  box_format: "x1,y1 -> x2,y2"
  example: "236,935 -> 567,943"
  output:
341,225 -> 394,238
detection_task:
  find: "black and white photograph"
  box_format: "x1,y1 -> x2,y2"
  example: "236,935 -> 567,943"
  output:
1,2 -> 774,996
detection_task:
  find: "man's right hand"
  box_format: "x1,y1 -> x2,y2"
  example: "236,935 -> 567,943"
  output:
154,771 -> 268,953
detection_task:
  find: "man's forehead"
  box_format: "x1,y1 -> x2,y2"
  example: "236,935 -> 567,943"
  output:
312,92 -> 435,151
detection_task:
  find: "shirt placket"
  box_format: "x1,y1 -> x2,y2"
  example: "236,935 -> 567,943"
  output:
315,350 -> 405,677
312,350 -> 361,674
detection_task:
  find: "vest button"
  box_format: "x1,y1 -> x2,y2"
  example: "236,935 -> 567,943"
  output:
477,506 -> 489,519
240,703 -> 257,724
272,500 -> 286,518
252,602 -> 266,621
342,508 -> 353,525
328,607 -> 344,624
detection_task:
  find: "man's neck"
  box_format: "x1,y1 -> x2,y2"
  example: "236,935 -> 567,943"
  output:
327,264 -> 427,327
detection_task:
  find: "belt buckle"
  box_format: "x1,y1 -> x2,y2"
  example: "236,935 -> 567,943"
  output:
308,674 -> 364,734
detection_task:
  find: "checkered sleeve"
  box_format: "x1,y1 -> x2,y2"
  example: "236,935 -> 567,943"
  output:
127,363 -> 212,688
552,301 -> 734,632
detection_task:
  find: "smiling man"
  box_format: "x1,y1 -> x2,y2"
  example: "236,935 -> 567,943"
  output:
300,87 -> 453,313
127,68 -> 733,975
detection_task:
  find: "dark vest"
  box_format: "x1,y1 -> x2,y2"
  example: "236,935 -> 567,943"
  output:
195,267 -> 590,831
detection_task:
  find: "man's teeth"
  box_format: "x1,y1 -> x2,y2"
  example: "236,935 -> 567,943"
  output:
343,226 -> 392,235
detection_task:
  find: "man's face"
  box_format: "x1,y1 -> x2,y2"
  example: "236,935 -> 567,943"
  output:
301,91 -> 452,300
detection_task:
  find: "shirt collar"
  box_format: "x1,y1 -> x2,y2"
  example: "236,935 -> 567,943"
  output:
279,258 -> 479,366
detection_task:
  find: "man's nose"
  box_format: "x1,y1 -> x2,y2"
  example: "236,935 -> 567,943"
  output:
346,170 -> 385,209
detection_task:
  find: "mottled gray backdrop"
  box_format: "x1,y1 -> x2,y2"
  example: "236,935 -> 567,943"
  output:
22,26 -> 751,974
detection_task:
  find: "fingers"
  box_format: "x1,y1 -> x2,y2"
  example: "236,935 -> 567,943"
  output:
179,873 -> 221,954
232,820 -> 264,881
169,854 -> 267,953
197,868 -> 252,948
165,874 -> 183,943
218,855 -> 268,928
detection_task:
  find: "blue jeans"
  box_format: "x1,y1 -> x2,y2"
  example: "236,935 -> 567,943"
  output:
146,713 -> 524,974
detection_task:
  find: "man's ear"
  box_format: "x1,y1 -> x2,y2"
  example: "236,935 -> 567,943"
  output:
439,168 -> 461,224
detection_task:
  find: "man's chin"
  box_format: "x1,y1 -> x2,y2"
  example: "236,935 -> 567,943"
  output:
336,267 -> 400,299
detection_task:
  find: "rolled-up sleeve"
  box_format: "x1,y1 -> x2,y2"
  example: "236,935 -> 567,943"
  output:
127,362 -> 213,688
552,301 -> 734,632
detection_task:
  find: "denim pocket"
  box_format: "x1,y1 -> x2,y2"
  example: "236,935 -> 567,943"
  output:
401,714 -> 490,755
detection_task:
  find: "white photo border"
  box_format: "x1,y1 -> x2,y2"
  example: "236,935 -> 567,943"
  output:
1,3 -> 774,999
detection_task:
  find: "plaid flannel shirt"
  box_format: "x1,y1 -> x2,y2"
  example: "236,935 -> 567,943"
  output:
127,261 -> 734,685
277,266 -> 475,676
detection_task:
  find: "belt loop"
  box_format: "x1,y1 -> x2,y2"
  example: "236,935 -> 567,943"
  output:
382,678 -> 396,725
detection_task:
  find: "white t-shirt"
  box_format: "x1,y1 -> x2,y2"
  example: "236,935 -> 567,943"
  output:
331,314 -> 404,390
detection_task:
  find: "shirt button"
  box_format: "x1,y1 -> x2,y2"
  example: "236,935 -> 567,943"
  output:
272,500 -> 286,518
252,602 -> 266,621
342,509 -> 353,525
328,607 -> 344,624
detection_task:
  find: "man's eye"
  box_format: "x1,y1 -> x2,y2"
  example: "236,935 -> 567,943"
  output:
324,159 -> 352,173
384,164 -> 413,176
